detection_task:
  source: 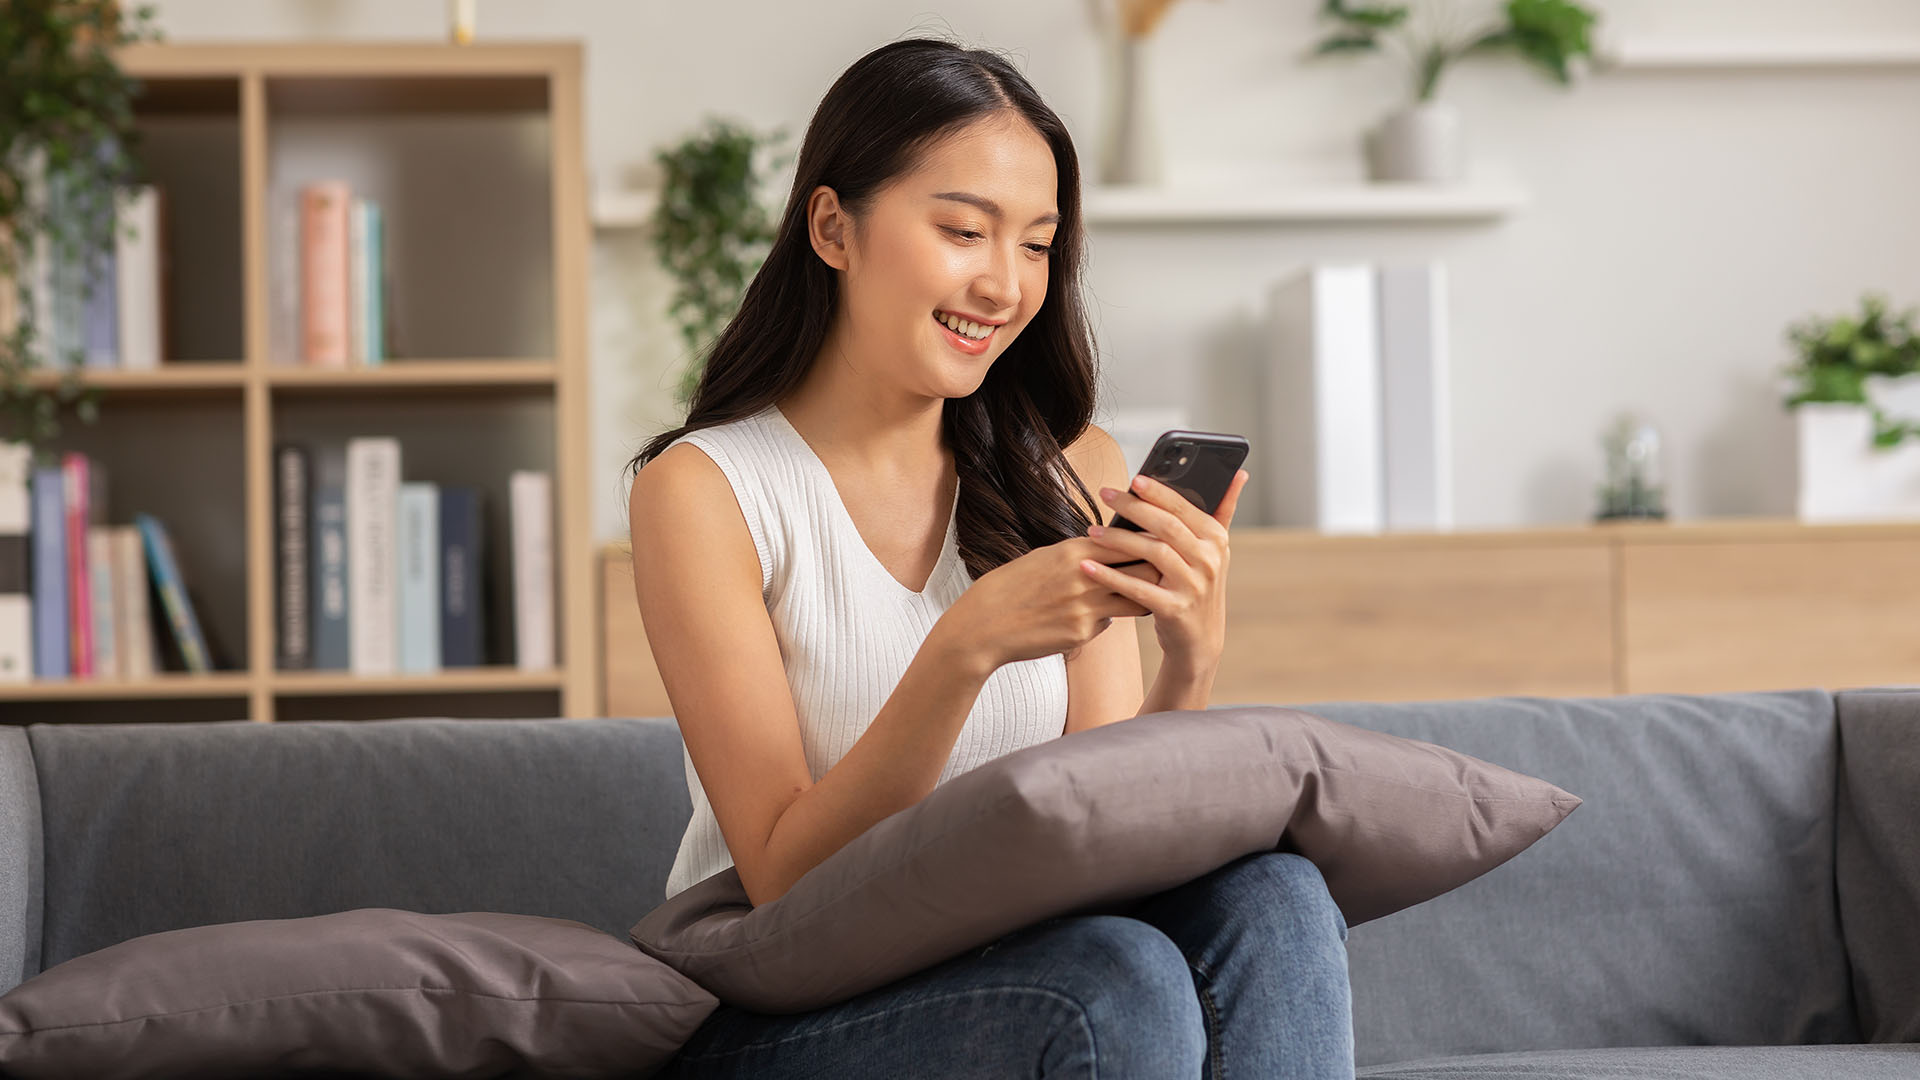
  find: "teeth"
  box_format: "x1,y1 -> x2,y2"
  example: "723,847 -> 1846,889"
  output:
937,311 -> 990,340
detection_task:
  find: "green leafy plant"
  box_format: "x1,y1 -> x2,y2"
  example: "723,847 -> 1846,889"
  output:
650,117 -> 793,407
1781,292 -> 1920,450
1,0 -> 161,457
1311,0 -> 1599,104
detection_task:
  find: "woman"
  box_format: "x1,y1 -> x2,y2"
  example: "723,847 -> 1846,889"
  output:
625,36 -> 1353,1079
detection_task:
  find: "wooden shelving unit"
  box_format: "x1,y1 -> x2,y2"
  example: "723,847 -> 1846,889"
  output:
4,43 -> 595,723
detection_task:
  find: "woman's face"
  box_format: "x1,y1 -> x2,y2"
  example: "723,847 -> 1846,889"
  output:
814,114 -> 1060,396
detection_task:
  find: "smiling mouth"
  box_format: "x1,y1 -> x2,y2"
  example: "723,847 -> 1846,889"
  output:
932,310 -> 995,343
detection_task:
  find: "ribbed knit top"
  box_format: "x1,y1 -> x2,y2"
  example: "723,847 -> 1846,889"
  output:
659,403 -> 1070,901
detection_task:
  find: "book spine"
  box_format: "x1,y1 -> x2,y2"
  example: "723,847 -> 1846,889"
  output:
87,527 -> 117,679
510,470 -> 554,671
115,185 -> 163,370
82,227 -> 119,369
311,444 -> 351,671
113,525 -> 153,680
300,181 -> 351,368
347,198 -> 367,368
0,443 -> 32,682
367,201 -> 385,366
346,436 -> 400,675
61,453 -> 93,677
275,443 -> 312,669
30,466 -> 66,678
136,513 -> 211,673
439,486 -> 483,667
397,482 -> 440,673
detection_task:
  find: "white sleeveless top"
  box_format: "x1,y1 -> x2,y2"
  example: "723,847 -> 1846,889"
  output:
658,403 -> 1071,900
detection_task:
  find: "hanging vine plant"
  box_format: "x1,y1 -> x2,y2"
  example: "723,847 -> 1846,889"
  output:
1,0 -> 162,457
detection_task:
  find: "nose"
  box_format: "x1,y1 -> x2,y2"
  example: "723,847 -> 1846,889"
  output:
973,239 -> 1020,314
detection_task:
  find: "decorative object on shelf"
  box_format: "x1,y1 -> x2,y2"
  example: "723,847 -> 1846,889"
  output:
1082,0 -> 1214,186
0,0 -> 159,456
1307,0 -> 1599,183
1781,292 -> 1920,522
1594,412 -> 1667,522
448,0 -> 475,45
650,117 -> 792,407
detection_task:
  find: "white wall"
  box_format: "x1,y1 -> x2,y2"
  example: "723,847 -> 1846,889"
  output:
151,0 -> 1920,537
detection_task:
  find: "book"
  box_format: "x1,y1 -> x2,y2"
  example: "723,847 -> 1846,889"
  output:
438,486 -> 484,668
275,443 -> 312,669
510,470 -> 554,671
87,527 -> 117,679
1378,263 -> 1454,532
300,181 -> 352,367
81,221 -> 119,369
29,465 -> 66,678
136,513 -> 211,674
347,198 -> 366,367
397,482 -> 440,673
0,443 -> 32,682
111,525 -> 154,680
365,200 -> 385,365
61,453 -> 94,677
115,184 -> 164,371
347,436 -> 400,675
310,444 -> 350,671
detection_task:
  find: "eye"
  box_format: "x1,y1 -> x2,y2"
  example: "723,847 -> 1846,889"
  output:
944,227 -> 984,241
1025,243 -> 1052,256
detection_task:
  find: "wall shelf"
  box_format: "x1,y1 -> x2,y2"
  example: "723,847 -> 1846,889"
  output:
1597,38 -> 1920,71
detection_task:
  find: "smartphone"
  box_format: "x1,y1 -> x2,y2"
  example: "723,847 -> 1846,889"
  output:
1101,429 -> 1251,568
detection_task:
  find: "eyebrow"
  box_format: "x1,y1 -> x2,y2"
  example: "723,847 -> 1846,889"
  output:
931,191 -> 1061,227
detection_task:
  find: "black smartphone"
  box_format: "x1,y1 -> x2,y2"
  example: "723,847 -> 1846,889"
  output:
1101,429 -> 1251,568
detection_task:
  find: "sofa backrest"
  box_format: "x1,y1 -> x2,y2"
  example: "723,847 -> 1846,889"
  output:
16,716 -> 691,986
0,727 -> 41,990
1317,687 -> 1859,1066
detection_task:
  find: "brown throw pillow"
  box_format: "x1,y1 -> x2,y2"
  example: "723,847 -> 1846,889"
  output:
0,908 -> 718,1079
632,704 -> 1581,1014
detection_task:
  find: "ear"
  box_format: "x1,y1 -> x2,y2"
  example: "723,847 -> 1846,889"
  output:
807,185 -> 852,271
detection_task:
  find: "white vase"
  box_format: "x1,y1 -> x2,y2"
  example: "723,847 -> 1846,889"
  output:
1795,374 -> 1920,522
1365,102 -> 1465,184
1099,33 -> 1163,186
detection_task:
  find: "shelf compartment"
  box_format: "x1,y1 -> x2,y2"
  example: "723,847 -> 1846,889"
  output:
130,78 -> 245,365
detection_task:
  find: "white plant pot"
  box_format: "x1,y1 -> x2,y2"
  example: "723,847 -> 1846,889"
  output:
1366,102 -> 1465,184
1795,374 -> 1920,522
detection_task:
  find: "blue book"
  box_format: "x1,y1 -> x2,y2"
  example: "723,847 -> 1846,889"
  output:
397,482 -> 439,673
136,513 -> 211,673
30,466 -> 68,678
366,201 -> 384,365
438,486 -> 484,667
310,445 -> 350,671
81,241 -> 119,369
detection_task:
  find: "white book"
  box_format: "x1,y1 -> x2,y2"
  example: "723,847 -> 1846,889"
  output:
0,442 -> 32,682
396,482 -> 440,674
510,470 -> 554,671
87,527 -> 118,680
347,437 -> 401,675
112,525 -> 154,680
1378,263 -> 1454,531
115,185 -> 163,371
347,198 -> 368,367
1265,264 -> 1383,533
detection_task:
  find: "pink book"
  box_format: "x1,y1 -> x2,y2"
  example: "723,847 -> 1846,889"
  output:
62,453 -> 93,678
301,181 -> 352,367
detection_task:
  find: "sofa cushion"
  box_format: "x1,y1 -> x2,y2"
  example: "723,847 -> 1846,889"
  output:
0,907 -> 717,1079
1316,689 -> 1859,1068
26,717 -> 692,972
632,703 -> 1579,1013
1834,686 -> 1920,1042
0,729 -> 40,994
1355,1044 -> 1920,1078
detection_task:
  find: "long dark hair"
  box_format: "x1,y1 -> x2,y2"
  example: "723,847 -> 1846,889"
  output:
624,36 -> 1102,580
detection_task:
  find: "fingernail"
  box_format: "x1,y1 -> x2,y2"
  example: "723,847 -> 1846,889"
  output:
1099,487 -> 1116,501
1131,474 -> 1149,491
1089,524 -> 1105,537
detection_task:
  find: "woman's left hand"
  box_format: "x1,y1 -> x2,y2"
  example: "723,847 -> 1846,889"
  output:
1078,468 -> 1250,674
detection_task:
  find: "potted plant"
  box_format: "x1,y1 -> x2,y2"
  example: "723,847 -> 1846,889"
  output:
649,117 -> 792,408
1780,292 -> 1920,522
1,0 -> 160,456
1309,0 -> 1599,183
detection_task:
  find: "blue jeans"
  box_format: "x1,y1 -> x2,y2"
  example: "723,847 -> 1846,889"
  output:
656,851 -> 1355,1079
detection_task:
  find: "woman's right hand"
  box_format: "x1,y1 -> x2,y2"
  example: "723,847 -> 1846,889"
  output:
944,536 -> 1157,670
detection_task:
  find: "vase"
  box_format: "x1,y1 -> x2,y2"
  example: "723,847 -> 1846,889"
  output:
1365,102 -> 1465,184
1795,374 -> 1920,522
1099,32 -> 1163,186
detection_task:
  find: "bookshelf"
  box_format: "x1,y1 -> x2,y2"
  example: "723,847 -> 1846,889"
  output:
3,43 -> 595,723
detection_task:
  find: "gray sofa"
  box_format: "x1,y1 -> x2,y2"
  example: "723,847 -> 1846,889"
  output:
0,686 -> 1915,1078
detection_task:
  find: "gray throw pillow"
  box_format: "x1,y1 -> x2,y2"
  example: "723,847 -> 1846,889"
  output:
1835,687 -> 1920,1042
631,704 -> 1581,1013
0,907 -> 718,1079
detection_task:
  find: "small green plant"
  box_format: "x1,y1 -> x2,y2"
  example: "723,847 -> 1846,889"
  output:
650,117 -> 793,407
1,0 -> 161,457
1782,292 -> 1920,450
1311,0 -> 1599,104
